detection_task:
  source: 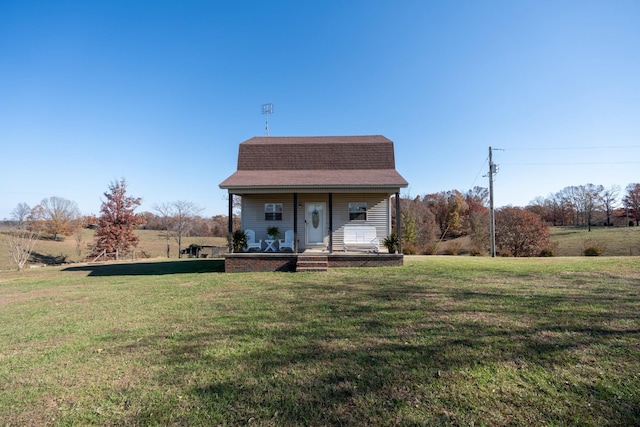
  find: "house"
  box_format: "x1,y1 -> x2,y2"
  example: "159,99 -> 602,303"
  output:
219,135 -> 408,272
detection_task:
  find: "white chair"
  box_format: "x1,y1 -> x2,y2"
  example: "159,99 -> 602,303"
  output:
278,230 -> 294,252
243,229 -> 262,252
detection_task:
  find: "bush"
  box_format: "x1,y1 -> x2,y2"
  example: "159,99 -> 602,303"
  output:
582,238 -> 606,257
583,246 -> 603,256
402,243 -> 417,255
444,241 -> 461,255
422,244 -> 437,255
539,248 -> 555,257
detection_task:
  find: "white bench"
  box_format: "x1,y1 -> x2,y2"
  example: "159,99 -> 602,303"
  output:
343,225 -> 380,253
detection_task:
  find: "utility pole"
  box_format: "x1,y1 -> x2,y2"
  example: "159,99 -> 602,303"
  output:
488,146 -> 498,257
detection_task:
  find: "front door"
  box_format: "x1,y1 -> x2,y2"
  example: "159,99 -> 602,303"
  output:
305,202 -> 326,246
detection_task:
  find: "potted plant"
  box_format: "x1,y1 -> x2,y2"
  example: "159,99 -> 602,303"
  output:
383,232 -> 399,254
232,229 -> 248,253
266,226 -> 280,240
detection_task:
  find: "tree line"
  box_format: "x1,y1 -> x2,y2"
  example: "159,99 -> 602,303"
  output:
2,179 -> 239,269
397,182 -> 640,256
3,179 -> 639,269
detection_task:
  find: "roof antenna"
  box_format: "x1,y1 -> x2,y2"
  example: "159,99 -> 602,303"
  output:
262,103 -> 273,136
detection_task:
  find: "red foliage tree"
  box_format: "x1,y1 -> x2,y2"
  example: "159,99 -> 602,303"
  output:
93,179 -> 144,256
495,206 -> 550,257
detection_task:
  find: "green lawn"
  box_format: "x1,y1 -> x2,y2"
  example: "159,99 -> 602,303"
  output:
1,257 -> 639,425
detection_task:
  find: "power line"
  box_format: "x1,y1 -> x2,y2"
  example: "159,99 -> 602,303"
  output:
503,145 -> 640,151
503,161 -> 640,166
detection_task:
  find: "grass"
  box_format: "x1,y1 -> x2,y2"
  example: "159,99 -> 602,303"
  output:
1,256 -> 639,425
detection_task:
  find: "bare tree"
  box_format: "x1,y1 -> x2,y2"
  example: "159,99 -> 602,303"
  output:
154,201 -> 204,258
3,205 -> 41,270
11,202 -> 31,227
601,185 -> 620,227
623,183 -> 640,226
583,184 -> 604,231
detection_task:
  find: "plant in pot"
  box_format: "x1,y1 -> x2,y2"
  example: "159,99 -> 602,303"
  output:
383,232 -> 399,254
266,226 -> 280,240
232,229 -> 248,253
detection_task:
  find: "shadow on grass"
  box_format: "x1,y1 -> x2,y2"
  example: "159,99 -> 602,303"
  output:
30,251 -> 68,265
62,259 -> 225,276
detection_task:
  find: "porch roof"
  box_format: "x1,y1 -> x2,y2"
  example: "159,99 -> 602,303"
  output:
219,135 -> 409,190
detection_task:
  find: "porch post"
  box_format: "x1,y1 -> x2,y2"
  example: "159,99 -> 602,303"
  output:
328,193 -> 333,253
395,192 -> 402,254
293,193 -> 298,253
228,193 -> 234,253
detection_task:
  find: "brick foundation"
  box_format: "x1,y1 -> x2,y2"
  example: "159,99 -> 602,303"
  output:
224,253 -> 403,273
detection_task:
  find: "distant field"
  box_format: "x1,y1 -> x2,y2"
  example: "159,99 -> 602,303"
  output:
1,256 -> 638,425
1,225 -> 639,270
0,229 -> 227,271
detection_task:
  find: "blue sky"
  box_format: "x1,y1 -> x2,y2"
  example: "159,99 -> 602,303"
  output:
1,0 -> 639,219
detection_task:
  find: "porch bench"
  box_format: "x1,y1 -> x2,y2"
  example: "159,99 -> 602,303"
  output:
343,225 -> 380,253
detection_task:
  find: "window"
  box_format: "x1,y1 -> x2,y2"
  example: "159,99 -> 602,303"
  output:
349,202 -> 367,221
265,203 -> 283,221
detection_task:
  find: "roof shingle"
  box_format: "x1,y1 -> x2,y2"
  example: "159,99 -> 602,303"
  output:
220,135 -> 408,189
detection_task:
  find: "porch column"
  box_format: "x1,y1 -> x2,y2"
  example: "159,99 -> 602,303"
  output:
293,193 -> 298,253
228,193 -> 234,253
328,193 -> 333,253
395,192 -> 402,254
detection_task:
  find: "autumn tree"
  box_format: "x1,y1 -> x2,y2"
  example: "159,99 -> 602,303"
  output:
466,188 -> 490,254
495,206 -> 550,257
93,179 -> 144,256
30,196 -> 81,240
623,183 -> 640,226
398,196 -> 438,253
423,190 -> 469,237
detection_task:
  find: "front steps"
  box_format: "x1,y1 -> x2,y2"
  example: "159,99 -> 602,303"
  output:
296,254 -> 328,272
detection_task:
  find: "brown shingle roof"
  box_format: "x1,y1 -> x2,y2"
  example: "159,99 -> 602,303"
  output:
219,135 -> 408,189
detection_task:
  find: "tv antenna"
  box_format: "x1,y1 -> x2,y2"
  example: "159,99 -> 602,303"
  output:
262,103 -> 273,136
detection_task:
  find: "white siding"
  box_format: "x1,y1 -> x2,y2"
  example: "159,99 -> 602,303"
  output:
240,192 -> 394,251
242,194 -> 295,241
330,193 -> 390,252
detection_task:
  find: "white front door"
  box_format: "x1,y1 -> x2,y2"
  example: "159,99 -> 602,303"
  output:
306,202 -> 325,246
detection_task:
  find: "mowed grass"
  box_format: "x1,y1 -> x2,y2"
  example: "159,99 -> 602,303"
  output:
1,257 -> 639,426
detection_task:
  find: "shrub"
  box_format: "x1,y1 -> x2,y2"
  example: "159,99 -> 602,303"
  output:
422,244 -> 437,255
444,241 -> 461,255
583,246 -> 603,256
402,243 -> 417,255
582,238 -> 606,257
539,248 -> 555,257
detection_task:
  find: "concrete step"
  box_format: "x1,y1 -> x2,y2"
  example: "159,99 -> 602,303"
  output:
296,255 -> 328,272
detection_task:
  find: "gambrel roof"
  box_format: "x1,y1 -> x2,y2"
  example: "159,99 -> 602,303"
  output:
219,135 -> 408,190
